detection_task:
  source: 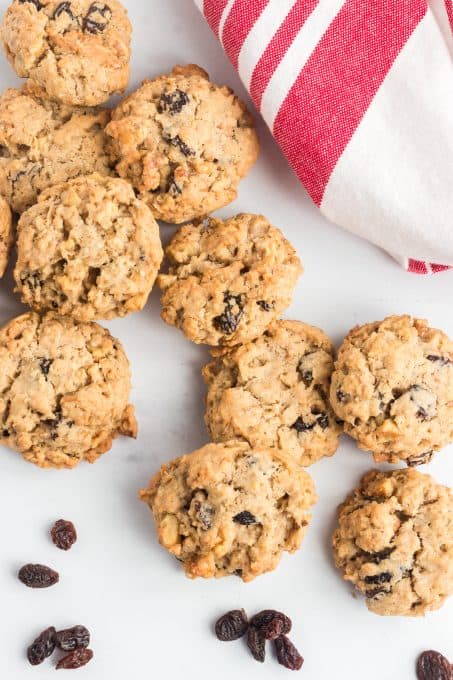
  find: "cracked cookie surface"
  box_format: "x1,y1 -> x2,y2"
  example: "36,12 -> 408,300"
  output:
15,174 -> 163,321
330,315 -> 453,465
1,0 -> 131,105
203,320 -> 341,465
106,64 -> 259,223
0,311 -> 136,469
0,84 -> 112,213
158,213 -> 302,347
140,440 -> 316,582
0,195 -> 13,277
332,468 -> 453,616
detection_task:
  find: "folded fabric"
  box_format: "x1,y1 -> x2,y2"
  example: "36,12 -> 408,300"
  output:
194,0 -> 453,274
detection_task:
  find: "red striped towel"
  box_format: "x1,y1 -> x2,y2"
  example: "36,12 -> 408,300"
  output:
194,0 -> 453,274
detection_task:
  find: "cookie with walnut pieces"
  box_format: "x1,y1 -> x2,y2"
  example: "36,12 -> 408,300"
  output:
332,468 -> 453,616
14,174 -> 163,321
140,440 -> 316,582
330,315 -> 453,465
0,311 -> 136,468
1,0 -> 131,105
203,320 -> 341,466
158,213 -> 302,347
106,64 -> 259,223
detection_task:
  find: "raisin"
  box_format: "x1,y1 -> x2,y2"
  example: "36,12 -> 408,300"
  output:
316,413 -> 329,429
27,627 -> 56,666
158,89 -> 189,114
21,271 -> 43,289
214,609 -> 248,641
55,626 -> 90,652
298,367 -> 313,387
407,450 -> 433,467
274,635 -> 304,670
2,429 -> 10,437
164,134 -> 194,157
426,354 -> 452,367
51,519 -> 77,551
56,648 -> 93,670
365,586 -> 388,598
256,300 -> 272,311
39,358 -> 52,376
362,547 -> 394,564
364,572 -> 392,585
18,564 -> 59,588
19,0 -> 42,9
233,511 -> 257,525
416,650 -> 451,680
247,626 -> 265,663
166,167 -> 182,195
291,417 -> 315,433
213,293 -> 244,335
336,390 -> 348,402
250,610 -> 292,640
83,2 -> 111,33
53,1 -> 73,18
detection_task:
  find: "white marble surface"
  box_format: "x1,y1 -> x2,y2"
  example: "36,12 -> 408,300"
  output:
0,1 -> 452,678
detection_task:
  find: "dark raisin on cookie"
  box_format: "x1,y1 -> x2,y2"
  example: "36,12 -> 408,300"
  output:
407,450 -> 433,467
416,650 -> 451,680
361,547 -> 394,564
213,293 -> 244,335
274,635 -> 304,671
256,300 -> 273,311
51,519 -> 77,551
247,626 -> 265,663
53,1 -> 73,18
336,390 -> 348,403
27,627 -> 56,666
157,89 -> 189,114
426,354 -> 452,367
19,0 -> 42,8
250,610 -> 292,640
214,609 -> 248,641
364,572 -> 392,585
83,2 -> 111,33
163,134 -> 194,157
233,511 -> 257,525
39,358 -> 52,376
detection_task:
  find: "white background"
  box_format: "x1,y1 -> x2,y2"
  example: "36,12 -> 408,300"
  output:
0,1 -> 452,678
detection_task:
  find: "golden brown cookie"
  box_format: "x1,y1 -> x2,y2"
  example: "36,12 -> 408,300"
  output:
106,64 -> 259,223
332,468 -> 453,616
203,320 -> 341,466
1,0 -> 131,105
140,440 -> 316,582
14,174 -> 163,321
0,195 -> 13,277
0,83 -> 112,213
330,315 -> 453,465
0,311 -> 136,469
158,213 -> 302,346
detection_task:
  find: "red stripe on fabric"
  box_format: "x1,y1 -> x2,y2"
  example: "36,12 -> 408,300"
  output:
222,0 -> 269,69
430,263 -> 451,273
250,0 -> 319,110
273,0 -> 427,206
444,0 -> 453,34
203,0 -> 229,37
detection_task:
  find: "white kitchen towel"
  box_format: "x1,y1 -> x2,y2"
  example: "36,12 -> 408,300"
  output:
195,0 -> 453,274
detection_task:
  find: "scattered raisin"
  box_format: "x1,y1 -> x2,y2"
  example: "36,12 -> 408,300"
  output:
365,586 -> 388,598
364,572 -> 392,585
291,417 -> 315,433
316,413 -> 329,429
247,626 -> 265,663
213,293 -> 244,335
27,627 -> 56,666
336,390 -> 348,402
166,167 -> 182,195
158,89 -> 189,114
51,519 -> 77,551
56,648 -> 93,670
416,650 -> 451,680
18,564 -> 59,588
256,300 -> 272,311
407,450 -> 433,467
215,610 -> 248,641
298,367 -> 313,387
233,511 -> 257,525
55,626 -> 90,652
53,1 -> 73,18
39,358 -> 52,376
362,547 -> 394,564
274,635 -> 304,671
83,2 -> 111,33
250,610 -> 292,640
19,0 -> 42,8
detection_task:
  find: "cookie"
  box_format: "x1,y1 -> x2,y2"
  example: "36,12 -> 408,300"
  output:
0,311 -> 136,468
332,468 -> 453,616
202,320 -> 341,466
140,440 -> 316,581
330,315 -> 453,465
0,84 -> 112,213
14,174 -> 163,321
106,64 -> 259,223
158,214 -> 302,346
0,195 -> 13,277
1,0 -> 131,106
